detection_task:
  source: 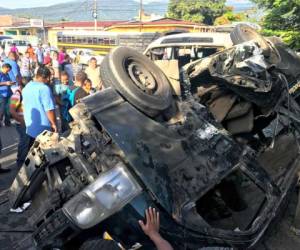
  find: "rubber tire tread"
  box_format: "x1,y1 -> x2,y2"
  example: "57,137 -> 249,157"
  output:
100,47 -> 172,117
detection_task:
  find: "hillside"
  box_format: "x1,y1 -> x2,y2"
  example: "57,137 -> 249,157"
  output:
0,0 -> 168,21
0,0 -> 254,22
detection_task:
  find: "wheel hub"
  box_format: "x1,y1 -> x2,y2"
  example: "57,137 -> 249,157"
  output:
128,62 -> 157,94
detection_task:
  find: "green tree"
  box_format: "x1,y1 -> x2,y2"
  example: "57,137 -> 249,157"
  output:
251,0 -> 300,49
167,0 -> 226,25
214,6 -> 247,25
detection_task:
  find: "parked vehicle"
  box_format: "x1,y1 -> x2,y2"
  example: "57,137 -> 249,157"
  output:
8,25 -> 300,250
1,39 -> 29,55
57,31 -> 159,56
0,35 -> 12,42
144,32 -> 233,66
69,48 -> 104,65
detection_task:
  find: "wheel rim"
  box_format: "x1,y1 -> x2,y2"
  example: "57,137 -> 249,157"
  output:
127,61 -> 157,95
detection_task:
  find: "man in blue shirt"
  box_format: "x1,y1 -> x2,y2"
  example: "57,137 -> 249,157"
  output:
23,67 -> 57,143
4,52 -> 21,85
0,63 -> 13,126
0,63 -> 13,172
35,44 -> 44,66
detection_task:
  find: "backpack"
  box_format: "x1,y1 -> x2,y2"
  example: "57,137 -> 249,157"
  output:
61,87 -> 80,122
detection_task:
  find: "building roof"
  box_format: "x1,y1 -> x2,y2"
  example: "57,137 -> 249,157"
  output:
47,18 -> 205,29
47,21 -> 124,28
115,18 -> 205,26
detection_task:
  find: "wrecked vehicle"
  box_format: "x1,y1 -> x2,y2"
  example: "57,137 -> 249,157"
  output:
145,25 -> 300,102
8,25 -> 300,249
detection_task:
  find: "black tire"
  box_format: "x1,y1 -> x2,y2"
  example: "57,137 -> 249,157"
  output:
230,24 -> 271,56
100,46 -> 172,117
79,238 -> 120,250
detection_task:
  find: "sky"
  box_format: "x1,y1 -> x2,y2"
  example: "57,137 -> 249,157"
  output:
0,0 -> 251,9
0,0 -> 74,9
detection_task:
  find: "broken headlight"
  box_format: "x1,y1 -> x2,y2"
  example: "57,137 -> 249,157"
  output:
62,165 -> 142,229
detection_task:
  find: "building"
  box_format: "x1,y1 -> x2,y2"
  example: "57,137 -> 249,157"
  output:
0,15 -> 44,44
136,9 -> 163,22
106,18 -> 216,33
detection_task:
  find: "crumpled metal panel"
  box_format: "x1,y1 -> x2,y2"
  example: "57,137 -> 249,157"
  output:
82,88 -> 244,220
9,131 -> 67,208
186,42 -> 284,108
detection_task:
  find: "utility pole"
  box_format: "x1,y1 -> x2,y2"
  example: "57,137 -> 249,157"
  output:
93,0 -> 97,31
139,0 -> 143,32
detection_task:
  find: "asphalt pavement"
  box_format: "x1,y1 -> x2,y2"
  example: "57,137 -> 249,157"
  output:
1,125 -> 300,250
0,125 -> 35,250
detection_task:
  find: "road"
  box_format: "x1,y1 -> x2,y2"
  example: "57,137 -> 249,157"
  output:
0,125 -> 35,250
0,125 -> 300,250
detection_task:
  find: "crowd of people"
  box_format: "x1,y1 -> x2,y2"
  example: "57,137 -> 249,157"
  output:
0,43 -> 103,172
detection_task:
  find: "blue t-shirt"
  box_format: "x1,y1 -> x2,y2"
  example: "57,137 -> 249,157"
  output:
4,58 -> 21,83
23,81 -> 55,138
35,48 -> 44,64
0,72 -> 11,98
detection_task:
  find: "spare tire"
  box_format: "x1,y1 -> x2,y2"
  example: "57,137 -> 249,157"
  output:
100,47 -> 172,117
230,24 -> 271,56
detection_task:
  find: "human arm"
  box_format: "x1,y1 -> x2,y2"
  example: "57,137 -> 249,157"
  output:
46,110 -> 57,132
139,208 -> 173,250
0,81 -> 12,86
40,86 -> 57,132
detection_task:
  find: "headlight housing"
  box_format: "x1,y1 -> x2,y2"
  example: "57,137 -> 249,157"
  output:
62,165 -> 142,229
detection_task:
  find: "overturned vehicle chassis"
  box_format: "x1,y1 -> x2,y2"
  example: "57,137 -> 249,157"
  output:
8,37 -> 300,249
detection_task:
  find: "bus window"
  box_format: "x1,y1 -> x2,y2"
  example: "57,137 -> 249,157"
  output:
58,36 -> 62,42
88,37 -> 93,44
110,39 -> 116,45
93,37 -> 97,44
98,38 -> 104,44
82,37 -> 87,44
104,38 -> 109,45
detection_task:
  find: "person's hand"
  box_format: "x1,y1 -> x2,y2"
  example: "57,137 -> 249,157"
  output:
139,207 -> 160,239
139,207 -> 174,250
51,123 -> 57,133
5,81 -> 13,86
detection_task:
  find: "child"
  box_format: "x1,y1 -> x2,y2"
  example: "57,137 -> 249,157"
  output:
52,51 -> 60,85
43,51 -> 52,66
54,71 -> 71,132
0,63 -> 13,126
83,78 -> 93,94
63,54 -> 74,81
20,51 -> 33,83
